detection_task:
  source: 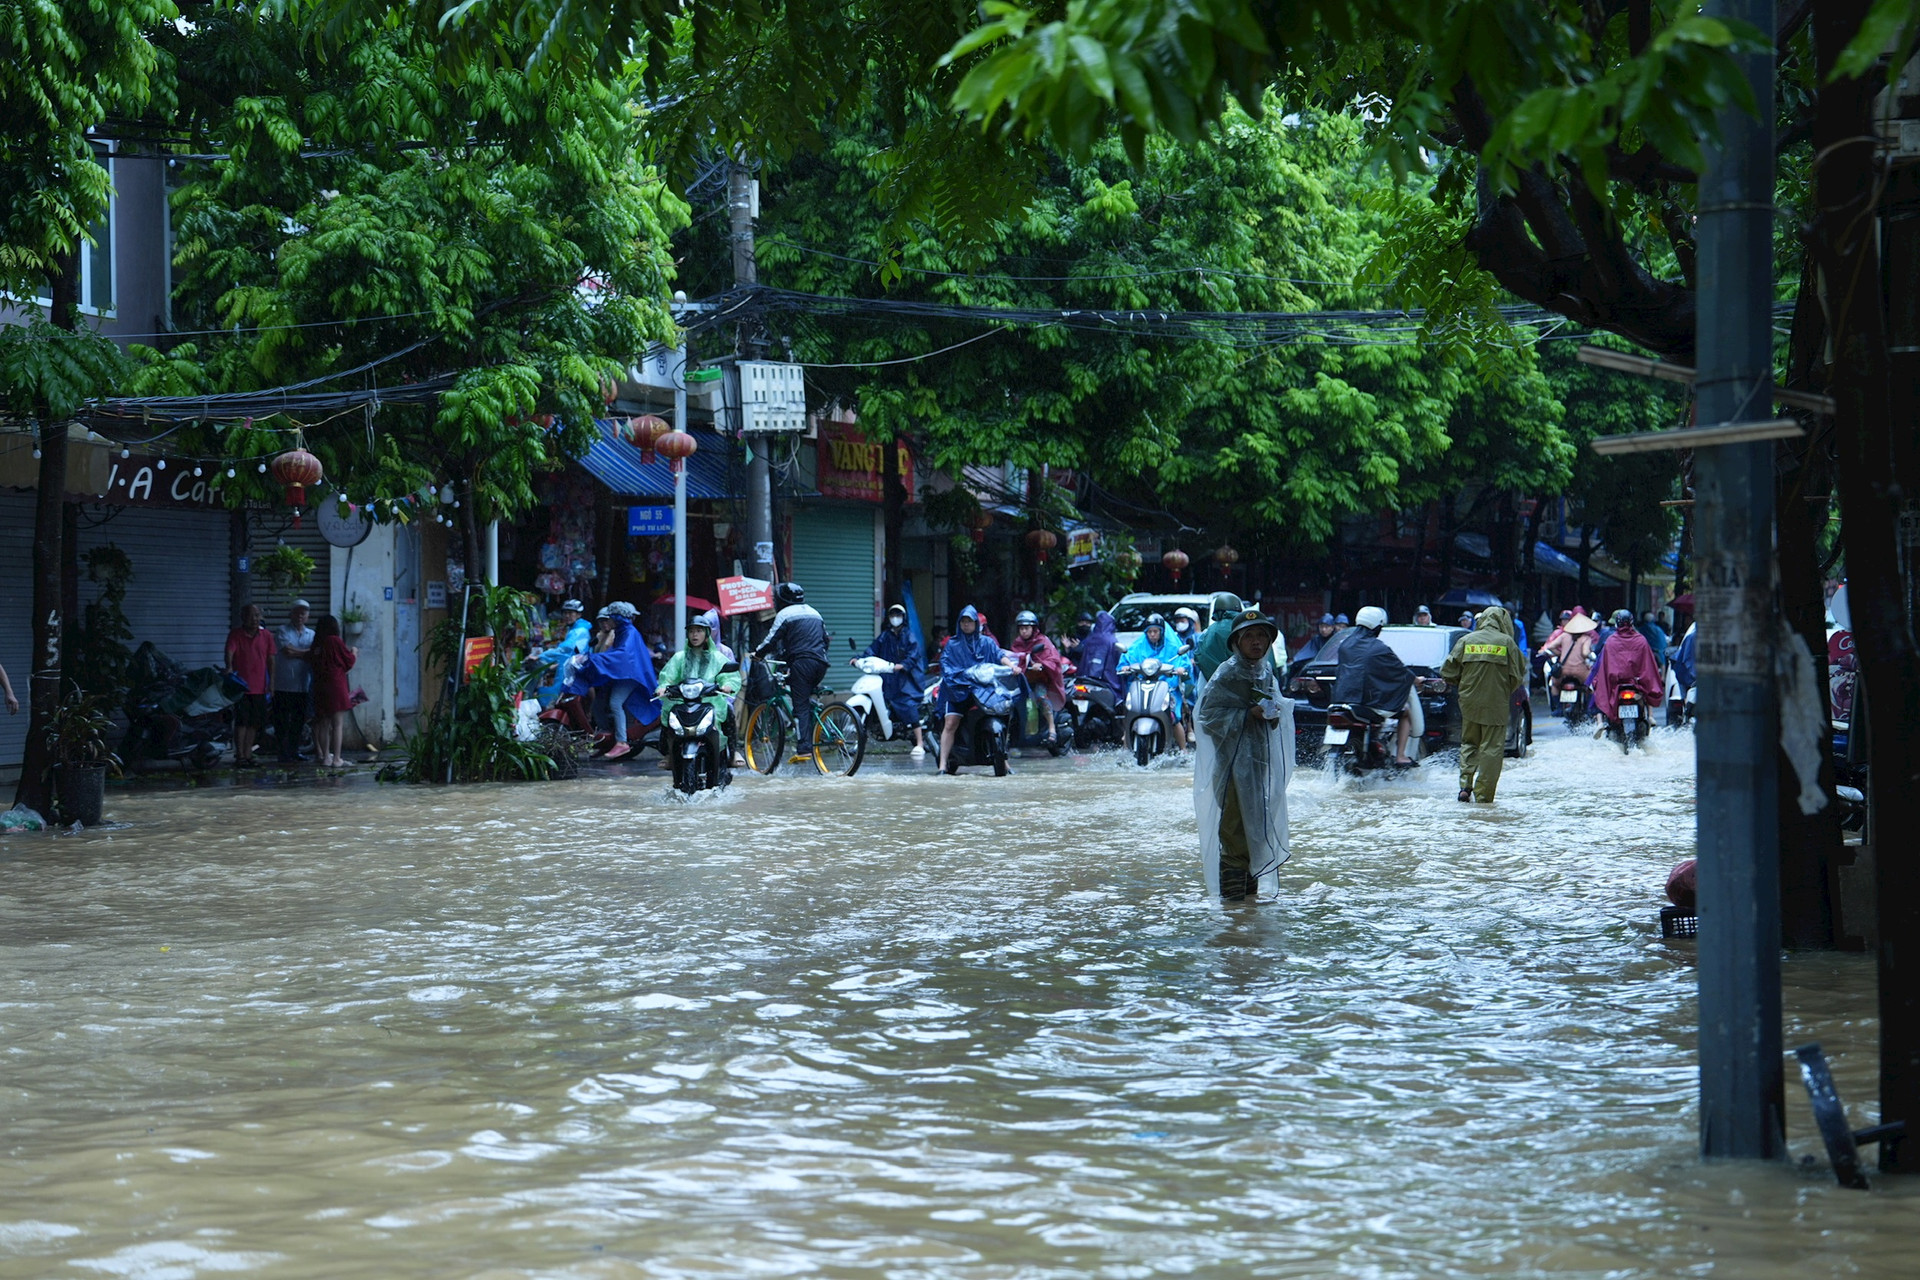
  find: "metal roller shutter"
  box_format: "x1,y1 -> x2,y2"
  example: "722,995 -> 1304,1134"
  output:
788,505 -> 877,694
245,514 -> 333,625
0,493 -> 33,769
75,505 -> 232,670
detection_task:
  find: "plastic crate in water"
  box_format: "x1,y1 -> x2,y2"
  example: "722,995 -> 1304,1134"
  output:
1661,906 -> 1699,938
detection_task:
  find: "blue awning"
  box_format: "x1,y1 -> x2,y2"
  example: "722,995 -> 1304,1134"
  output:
1533,541 -> 1584,578
579,419 -> 739,500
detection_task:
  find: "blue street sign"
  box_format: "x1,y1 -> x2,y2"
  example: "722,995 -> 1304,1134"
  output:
628,504 -> 675,536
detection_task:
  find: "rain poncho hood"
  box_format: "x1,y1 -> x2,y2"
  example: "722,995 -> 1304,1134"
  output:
1588,625 -> 1664,718
566,617 -> 660,723
941,606 -> 1004,700
1194,640 -> 1294,900
1075,611 -> 1122,695
1122,625 -> 1189,673
1007,624 -> 1067,709
1439,606 -> 1528,726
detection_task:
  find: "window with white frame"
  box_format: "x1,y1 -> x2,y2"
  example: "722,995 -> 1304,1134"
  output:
35,149 -> 115,315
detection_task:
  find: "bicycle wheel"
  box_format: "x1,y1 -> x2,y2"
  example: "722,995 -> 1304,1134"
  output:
744,701 -> 785,774
811,702 -> 867,777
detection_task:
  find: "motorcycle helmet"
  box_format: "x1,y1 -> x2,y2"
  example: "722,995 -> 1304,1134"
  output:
1612,608 -> 1636,629
1210,592 -> 1244,624
561,598 -> 585,614
1144,612 -> 1167,636
1559,609 -> 1574,622
886,603 -> 907,625
774,582 -> 805,608
1355,605 -> 1389,632
1014,609 -> 1039,628
1173,607 -> 1201,632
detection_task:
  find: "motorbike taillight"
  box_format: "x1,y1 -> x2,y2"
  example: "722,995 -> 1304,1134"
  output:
1327,709 -> 1354,728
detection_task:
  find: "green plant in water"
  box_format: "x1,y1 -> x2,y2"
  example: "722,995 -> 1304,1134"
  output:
398,659 -> 554,784
257,543 -> 315,590
71,544 -> 135,705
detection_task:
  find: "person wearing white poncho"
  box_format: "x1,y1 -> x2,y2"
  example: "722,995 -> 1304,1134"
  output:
1193,610 -> 1295,902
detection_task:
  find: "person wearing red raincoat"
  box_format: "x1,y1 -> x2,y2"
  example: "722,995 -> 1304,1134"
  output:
1587,609 -> 1664,726
1006,610 -> 1067,746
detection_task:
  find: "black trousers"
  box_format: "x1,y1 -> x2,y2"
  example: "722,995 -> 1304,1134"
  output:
270,691 -> 309,759
786,656 -> 828,746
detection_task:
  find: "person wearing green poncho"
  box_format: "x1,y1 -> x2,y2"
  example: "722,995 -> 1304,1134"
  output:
1190,592 -> 1245,681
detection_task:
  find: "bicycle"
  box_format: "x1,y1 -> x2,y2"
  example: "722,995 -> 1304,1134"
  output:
742,658 -> 867,776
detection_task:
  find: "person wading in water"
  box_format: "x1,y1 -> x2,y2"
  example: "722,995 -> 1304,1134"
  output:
1193,610 -> 1295,903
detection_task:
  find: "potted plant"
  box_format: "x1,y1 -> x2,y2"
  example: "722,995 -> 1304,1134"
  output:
45,684 -> 122,826
258,543 -> 316,591
340,603 -> 370,639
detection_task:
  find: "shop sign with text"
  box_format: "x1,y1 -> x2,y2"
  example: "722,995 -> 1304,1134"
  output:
816,423 -> 915,505
97,456 -> 225,509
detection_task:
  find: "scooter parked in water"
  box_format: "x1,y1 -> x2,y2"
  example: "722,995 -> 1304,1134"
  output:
662,663 -> 738,794
1604,683 -> 1653,752
1119,659 -> 1179,767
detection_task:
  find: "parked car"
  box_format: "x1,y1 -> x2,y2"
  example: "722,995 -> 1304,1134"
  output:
1288,625 -> 1466,763
1110,593 -> 1218,653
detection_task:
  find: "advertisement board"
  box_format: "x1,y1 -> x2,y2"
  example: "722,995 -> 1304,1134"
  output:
815,423 -> 916,505
716,575 -> 775,617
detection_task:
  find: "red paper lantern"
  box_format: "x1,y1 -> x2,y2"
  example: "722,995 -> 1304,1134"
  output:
1162,548 -> 1190,582
1213,545 -> 1239,568
968,509 -> 994,545
1025,528 -> 1059,563
623,414 -> 670,463
656,429 -> 698,472
270,448 -> 324,524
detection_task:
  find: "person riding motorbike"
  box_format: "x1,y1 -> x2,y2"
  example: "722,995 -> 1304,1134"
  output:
1075,610 -> 1123,697
656,613 -> 744,762
856,603 -> 928,756
564,602 -> 658,760
1190,591 -> 1246,681
526,599 -> 591,703
1538,610 -> 1599,714
1588,608 -> 1664,728
1638,610 -> 1670,669
1329,605 -> 1423,766
1062,612 -> 1096,664
752,582 -> 830,763
1005,609 -> 1067,746
1120,613 -> 1191,749
1171,607 -> 1202,648
1292,613 -> 1340,670
938,605 -> 1004,772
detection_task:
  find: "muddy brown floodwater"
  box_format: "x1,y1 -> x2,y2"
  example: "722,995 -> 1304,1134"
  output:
1,728 -> 1914,1278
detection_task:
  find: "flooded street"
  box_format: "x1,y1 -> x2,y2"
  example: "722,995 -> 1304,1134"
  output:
2,727 -> 1912,1278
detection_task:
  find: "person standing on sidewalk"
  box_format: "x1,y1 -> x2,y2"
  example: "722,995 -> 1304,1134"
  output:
271,600 -> 315,762
1438,605 -> 1528,803
225,604 -> 276,767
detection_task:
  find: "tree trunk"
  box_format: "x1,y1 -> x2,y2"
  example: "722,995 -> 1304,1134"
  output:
1777,258 -> 1842,949
1438,494 -> 1457,596
16,253 -> 81,814
1410,501 -> 1433,604
1812,0 -> 1920,1169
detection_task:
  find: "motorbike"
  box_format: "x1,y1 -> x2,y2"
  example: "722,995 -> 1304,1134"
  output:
1119,658 -> 1179,767
942,664 -> 1021,776
1324,679 -> 1440,776
1005,651 -> 1067,756
529,660 -> 657,760
661,663 -> 738,794
120,642 -> 243,770
1604,683 -> 1654,751
1555,670 -> 1591,725
1067,675 -> 1123,749
841,642 -> 921,749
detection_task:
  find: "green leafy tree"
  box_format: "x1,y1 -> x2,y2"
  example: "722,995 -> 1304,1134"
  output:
1,0 -> 176,812
158,4 -> 688,572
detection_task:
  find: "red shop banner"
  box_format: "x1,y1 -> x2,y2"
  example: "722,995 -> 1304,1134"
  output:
716,576 -> 776,617
816,423 -> 915,505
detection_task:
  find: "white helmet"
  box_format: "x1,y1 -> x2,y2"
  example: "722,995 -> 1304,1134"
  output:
1355,605 -> 1389,631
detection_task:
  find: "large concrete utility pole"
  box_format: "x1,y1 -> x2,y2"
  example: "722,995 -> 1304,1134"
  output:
1693,0 -> 1784,1160
730,157 -> 776,584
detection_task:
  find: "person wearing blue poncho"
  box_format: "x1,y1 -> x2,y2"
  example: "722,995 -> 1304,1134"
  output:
937,605 -> 1002,770
527,598 -> 591,706
1121,613 -> 1191,748
858,603 -> 928,756
564,604 -> 658,760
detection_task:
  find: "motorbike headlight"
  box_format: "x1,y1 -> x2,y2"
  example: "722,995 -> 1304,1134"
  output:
1142,658 -> 1162,677
679,681 -> 703,700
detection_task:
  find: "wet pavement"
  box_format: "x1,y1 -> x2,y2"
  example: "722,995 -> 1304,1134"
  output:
1,725 -> 1912,1278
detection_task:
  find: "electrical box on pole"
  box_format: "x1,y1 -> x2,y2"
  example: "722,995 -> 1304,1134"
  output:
739,361 -> 809,434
